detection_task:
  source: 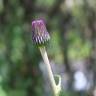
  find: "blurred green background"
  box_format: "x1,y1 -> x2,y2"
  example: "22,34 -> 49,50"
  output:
0,0 -> 96,96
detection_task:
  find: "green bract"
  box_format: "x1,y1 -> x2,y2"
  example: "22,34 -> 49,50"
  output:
32,20 -> 50,46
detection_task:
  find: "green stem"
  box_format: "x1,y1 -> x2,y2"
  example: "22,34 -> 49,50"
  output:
39,46 -> 61,96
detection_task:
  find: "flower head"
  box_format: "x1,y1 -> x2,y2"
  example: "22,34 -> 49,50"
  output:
32,19 -> 50,46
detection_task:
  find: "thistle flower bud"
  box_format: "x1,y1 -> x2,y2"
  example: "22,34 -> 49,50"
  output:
32,20 -> 50,46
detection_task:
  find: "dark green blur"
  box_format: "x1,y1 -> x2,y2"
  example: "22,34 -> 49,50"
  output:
0,0 -> 96,96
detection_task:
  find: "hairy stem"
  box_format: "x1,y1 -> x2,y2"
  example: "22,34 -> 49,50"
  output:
39,46 -> 57,96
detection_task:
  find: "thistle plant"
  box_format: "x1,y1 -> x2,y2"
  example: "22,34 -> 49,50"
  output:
32,19 -> 61,96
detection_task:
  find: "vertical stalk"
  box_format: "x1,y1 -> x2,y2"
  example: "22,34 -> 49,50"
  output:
39,46 -> 57,95
31,19 -> 61,96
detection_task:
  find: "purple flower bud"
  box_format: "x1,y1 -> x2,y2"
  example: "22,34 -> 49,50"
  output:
32,20 -> 50,46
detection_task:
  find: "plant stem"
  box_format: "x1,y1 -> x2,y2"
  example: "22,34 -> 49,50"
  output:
39,46 -> 57,96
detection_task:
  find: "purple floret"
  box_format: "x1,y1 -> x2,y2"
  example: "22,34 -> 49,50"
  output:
32,20 -> 50,45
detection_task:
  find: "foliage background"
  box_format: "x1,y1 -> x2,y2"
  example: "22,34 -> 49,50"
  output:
0,0 -> 96,96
